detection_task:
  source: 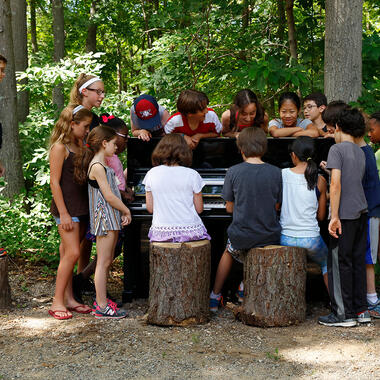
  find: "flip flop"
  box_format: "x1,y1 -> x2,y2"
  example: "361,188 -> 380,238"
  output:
67,304 -> 92,314
48,309 -> 72,320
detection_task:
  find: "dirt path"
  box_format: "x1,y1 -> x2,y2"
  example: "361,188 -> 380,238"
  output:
0,259 -> 379,380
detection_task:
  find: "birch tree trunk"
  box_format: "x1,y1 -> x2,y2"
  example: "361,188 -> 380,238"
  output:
51,0 -> 65,112
0,0 -> 25,197
11,0 -> 29,123
324,0 -> 363,102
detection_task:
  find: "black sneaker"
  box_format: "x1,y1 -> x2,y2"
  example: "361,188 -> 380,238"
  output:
318,313 -> 357,327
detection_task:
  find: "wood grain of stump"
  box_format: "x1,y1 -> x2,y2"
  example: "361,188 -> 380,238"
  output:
0,256 -> 11,309
241,245 -> 307,327
148,240 -> 211,326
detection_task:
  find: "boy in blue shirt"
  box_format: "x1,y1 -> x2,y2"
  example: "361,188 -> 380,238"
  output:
210,127 -> 282,311
318,108 -> 369,327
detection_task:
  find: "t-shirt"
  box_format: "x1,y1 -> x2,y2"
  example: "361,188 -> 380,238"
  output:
130,104 -> 166,132
376,149 -> 380,179
268,118 -> 312,131
142,165 -> 208,241
105,154 -> 126,191
280,168 -> 320,237
326,141 -> 367,219
164,108 -> 222,136
223,162 -> 282,250
361,145 -> 380,218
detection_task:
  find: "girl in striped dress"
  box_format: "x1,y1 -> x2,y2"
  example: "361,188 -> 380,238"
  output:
74,125 -> 132,319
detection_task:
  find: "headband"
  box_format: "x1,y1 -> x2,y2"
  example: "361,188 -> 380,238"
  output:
73,105 -> 85,115
79,77 -> 101,94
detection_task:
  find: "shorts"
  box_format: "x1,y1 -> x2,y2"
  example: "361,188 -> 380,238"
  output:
54,215 -> 88,225
226,239 -> 249,264
280,234 -> 328,275
366,217 -> 379,265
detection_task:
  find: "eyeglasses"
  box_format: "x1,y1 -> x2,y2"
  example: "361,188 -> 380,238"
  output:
304,105 -> 318,111
86,88 -> 106,96
116,131 -> 129,139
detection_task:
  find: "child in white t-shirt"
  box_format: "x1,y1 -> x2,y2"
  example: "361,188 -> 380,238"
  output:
142,134 -> 210,242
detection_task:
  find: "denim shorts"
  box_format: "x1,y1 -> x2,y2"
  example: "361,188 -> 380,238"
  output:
54,215 -> 87,225
280,234 -> 328,274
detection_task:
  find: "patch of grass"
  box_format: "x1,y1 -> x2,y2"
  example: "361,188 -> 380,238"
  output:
192,334 -> 200,344
266,347 -> 281,361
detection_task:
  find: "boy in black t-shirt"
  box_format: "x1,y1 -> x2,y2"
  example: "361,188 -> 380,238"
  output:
210,127 -> 282,311
318,108 -> 369,327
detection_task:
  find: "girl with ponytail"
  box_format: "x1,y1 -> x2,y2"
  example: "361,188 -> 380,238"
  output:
280,136 -> 329,290
74,125 -> 131,319
48,104 -> 93,319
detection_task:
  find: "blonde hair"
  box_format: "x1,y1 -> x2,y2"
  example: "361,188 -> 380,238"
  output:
69,73 -> 99,105
49,104 -> 93,148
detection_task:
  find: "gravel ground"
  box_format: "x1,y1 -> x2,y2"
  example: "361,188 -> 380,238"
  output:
0,258 -> 379,380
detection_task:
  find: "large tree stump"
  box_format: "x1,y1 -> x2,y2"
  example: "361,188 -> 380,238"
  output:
0,256 -> 11,309
241,245 -> 306,327
148,240 -> 211,326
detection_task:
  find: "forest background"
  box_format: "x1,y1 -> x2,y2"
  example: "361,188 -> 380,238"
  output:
0,0 -> 379,269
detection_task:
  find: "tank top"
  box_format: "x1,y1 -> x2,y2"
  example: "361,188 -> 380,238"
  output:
50,146 -> 89,218
280,168 -> 320,237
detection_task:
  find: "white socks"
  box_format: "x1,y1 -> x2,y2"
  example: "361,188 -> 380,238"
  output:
367,292 -> 378,305
210,291 -> 221,299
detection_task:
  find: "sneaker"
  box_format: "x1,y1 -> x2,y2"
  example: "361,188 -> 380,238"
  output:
318,313 -> 357,327
209,294 -> 223,312
0,248 -> 7,258
93,300 -> 127,320
357,310 -> 371,323
236,282 -> 244,303
368,300 -> 380,319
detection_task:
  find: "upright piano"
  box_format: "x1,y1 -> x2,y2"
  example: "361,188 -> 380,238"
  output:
122,136 -> 335,303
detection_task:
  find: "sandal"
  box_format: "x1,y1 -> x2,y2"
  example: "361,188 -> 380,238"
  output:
67,304 -> 92,314
48,309 -> 72,320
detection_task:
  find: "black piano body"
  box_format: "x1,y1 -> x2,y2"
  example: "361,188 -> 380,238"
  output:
122,136 -> 335,303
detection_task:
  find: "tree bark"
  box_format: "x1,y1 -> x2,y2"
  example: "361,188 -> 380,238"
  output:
285,0 -> 298,61
277,0 -> 286,41
30,0 -> 38,52
0,256 -> 11,309
0,0 -> 25,197
11,0 -> 29,123
148,240 -> 211,326
324,0 -> 363,103
240,245 -> 306,327
86,0 -> 97,53
51,0 -> 65,112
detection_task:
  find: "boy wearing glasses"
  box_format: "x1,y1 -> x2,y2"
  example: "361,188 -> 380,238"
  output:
303,93 -> 328,137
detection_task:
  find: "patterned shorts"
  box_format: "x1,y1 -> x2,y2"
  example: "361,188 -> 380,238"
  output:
226,239 -> 249,264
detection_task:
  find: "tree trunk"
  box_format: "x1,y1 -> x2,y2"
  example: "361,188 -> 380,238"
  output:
324,0 -> 363,103
148,240 -> 211,326
277,0 -> 286,41
11,0 -> 29,123
51,0 -> 65,112
0,256 -> 11,308
86,0 -> 97,53
0,0 -> 25,197
285,0 -> 298,62
240,245 -> 306,327
30,0 -> 38,53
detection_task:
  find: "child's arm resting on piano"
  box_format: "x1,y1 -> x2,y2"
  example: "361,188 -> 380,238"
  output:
146,191 -> 153,214
226,201 -> 234,213
193,192 -> 203,214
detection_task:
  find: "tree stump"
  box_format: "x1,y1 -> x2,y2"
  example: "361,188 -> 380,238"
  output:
241,245 -> 306,327
0,256 -> 11,309
148,240 -> 211,326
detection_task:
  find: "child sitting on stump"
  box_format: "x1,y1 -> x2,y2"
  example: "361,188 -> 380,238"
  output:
210,127 -> 282,311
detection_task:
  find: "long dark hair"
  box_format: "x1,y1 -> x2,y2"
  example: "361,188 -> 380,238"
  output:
289,136 -> 318,190
229,89 -> 265,132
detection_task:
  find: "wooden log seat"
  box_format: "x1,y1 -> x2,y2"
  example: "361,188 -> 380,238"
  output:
0,255 -> 11,309
147,240 -> 211,326
240,245 -> 307,327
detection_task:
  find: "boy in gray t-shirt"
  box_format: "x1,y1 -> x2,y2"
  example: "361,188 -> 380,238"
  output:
209,127 -> 282,312
318,108 -> 369,327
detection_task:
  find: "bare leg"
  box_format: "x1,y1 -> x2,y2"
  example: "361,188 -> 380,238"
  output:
212,249 -> 234,295
94,231 -> 118,309
323,273 -> 329,294
366,264 -> 376,294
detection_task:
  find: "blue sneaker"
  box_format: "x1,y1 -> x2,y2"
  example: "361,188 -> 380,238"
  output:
236,282 -> 244,303
368,300 -> 380,319
209,294 -> 223,312
357,310 -> 371,324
